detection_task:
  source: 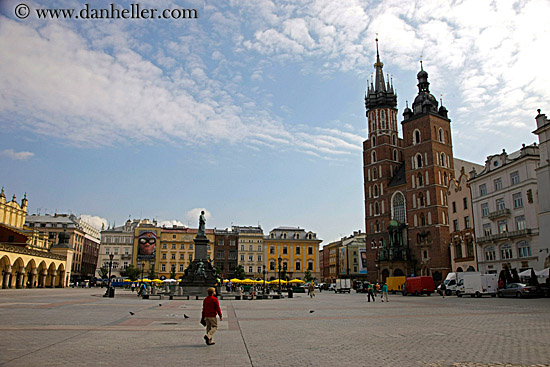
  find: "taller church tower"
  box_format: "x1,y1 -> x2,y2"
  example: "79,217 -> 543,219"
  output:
363,40 -> 406,281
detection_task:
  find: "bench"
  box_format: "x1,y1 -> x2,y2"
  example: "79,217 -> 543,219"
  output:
142,294 -> 164,300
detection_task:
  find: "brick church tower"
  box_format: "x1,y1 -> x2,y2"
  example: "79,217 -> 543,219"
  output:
363,42 -> 453,283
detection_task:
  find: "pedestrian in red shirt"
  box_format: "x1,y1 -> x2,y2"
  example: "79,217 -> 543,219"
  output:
201,287 -> 222,345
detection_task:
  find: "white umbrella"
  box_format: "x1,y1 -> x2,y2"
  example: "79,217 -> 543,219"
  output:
163,279 -> 177,283
535,268 -> 549,279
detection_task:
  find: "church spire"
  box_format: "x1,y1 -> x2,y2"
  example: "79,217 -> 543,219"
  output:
365,37 -> 396,111
374,37 -> 386,93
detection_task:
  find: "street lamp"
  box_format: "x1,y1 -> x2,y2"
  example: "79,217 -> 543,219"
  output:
104,253 -> 114,297
140,261 -> 145,285
278,256 -> 282,296
262,264 -> 266,295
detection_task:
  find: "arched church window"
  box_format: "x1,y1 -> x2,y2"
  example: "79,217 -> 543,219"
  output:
391,192 -> 406,224
419,193 -> 425,207
416,154 -> 423,168
381,110 -> 386,129
374,185 -> 379,197
375,202 -> 380,215
421,213 -> 426,226
418,173 -> 423,186
373,167 -> 378,179
441,153 -> 446,167
393,134 -> 397,145
393,149 -> 398,161
372,136 -> 376,147
372,151 -> 377,163
439,128 -> 444,143
414,130 -> 421,144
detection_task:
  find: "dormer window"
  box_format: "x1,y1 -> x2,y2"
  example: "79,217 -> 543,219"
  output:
282,232 -> 287,239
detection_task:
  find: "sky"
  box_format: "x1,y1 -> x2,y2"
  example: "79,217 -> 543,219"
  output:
1,0 -> 549,245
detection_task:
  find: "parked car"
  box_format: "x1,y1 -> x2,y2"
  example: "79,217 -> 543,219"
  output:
497,283 -> 540,298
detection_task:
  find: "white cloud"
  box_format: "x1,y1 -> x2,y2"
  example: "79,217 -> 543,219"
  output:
80,215 -> 108,231
1,149 -> 34,160
158,220 -> 187,228
185,208 -> 211,228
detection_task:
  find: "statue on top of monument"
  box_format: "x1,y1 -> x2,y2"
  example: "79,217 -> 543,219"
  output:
197,210 -> 206,237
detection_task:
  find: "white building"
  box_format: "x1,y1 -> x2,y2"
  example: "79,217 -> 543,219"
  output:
97,219 -> 144,278
469,144 -> 541,274
533,109 -> 550,268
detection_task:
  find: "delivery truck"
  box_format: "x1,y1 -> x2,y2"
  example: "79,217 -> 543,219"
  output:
402,276 -> 434,296
335,278 -> 351,293
386,276 -> 406,294
456,273 -> 498,298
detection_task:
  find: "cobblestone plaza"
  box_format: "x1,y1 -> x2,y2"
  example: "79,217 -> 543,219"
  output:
1,288 -> 549,367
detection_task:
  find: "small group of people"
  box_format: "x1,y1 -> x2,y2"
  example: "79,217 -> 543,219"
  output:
366,282 -> 388,302
308,282 -> 315,298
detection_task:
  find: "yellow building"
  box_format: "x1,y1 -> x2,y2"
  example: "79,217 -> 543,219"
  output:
324,240 -> 342,283
234,226 -> 264,278
265,227 -> 322,280
0,187 -> 73,288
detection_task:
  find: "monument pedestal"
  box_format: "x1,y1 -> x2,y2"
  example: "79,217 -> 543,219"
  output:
178,235 -> 217,296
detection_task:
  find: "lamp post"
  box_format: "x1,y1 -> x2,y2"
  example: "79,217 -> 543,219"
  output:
140,261 -> 145,285
262,264 -> 265,295
104,253 -> 114,297
278,256 -> 282,296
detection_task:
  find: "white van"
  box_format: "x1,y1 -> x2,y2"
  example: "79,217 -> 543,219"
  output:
437,272 -> 457,296
456,273 -> 498,298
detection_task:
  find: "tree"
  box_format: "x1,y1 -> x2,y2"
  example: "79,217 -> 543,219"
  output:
234,265 -> 245,280
148,263 -> 156,279
97,266 -> 109,279
304,270 -> 313,282
170,265 -> 176,280
120,265 -> 141,281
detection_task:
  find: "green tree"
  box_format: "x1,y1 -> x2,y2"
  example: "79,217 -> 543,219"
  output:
97,266 -> 109,279
120,265 -> 141,281
170,265 -> 176,280
234,265 -> 245,279
304,270 -> 313,282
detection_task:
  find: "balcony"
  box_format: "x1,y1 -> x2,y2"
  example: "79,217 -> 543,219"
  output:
121,254 -> 131,259
477,228 -> 532,243
487,208 -> 511,220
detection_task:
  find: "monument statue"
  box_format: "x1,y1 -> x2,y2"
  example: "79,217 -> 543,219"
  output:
197,210 -> 206,237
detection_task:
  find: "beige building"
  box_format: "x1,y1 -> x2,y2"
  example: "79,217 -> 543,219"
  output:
234,226 -> 264,278
25,213 -> 100,283
447,159 -> 483,272
533,110 -> 550,268
1,188 -> 73,288
469,145 -> 541,274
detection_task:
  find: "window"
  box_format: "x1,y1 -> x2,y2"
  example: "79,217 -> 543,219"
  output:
230,239 -> 236,246
217,250 -> 225,259
171,253 -> 176,260
480,184 -> 487,196
270,246 -> 275,254
189,244 -> 193,250
485,246 -> 496,261
171,244 -> 176,249
392,192 -> 406,223
257,266 -> 262,273
189,254 -> 193,260
481,203 -> 489,217
414,130 -> 421,144
511,171 -> 520,185
453,219 -> 459,232
240,254 -> 244,261
248,266 -> 253,273
308,247 -> 313,255
416,154 -> 423,168
241,245 -> 244,251
393,149 -> 398,161
498,220 -> 508,233
494,178 -> 502,191
518,241 -> 531,258
257,245 -> 262,251
283,246 -> 288,254
105,248 -> 110,254
162,243 -> 167,249
248,255 -> 253,262
113,248 -> 119,255
372,151 -> 377,163
179,264 -> 184,272
295,262 -> 301,271
452,202 -> 457,213
513,193 -> 523,209
372,136 -> 376,147
162,253 -> 166,260
515,215 -> 526,230
180,244 -> 185,250
308,262 -> 314,271
441,153 -> 446,167
270,261 -> 275,271
464,216 -> 470,229
501,244 -> 513,260
218,239 -> 223,246
296,247 -> 301,255
483,223 -> 492,236
124,248 -> 129,255
257,255 -> 262,261
373,167 -> 378,179
180,254 -> 184,260
496,198 -> 505,211
439,128 -> 444,142
249,245 -> 253,251
229,251 -> 237,260
123,262 -> 128,269
463,198 -> 468,210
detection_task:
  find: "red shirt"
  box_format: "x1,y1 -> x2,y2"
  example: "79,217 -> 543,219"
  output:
202,295 -> 222,318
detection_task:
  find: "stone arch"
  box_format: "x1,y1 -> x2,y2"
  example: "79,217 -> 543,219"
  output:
394,268 -> 404,276
24,259 -> 37,288
456,267 -> 464,272
381,269 -> 390,282
37,261 -> 48,288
